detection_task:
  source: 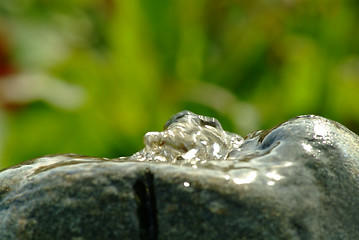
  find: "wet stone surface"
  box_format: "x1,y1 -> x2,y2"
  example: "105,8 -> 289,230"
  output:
1,111 -> 359,239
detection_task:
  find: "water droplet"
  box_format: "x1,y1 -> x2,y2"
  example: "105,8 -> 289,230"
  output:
267,181 -> 275,186
302,143 -> 313,152
314,123 -> 328,138
265,171 -> 283,181
230,169 -> 257,185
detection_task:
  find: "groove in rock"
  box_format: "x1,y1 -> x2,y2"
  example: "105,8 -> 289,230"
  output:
133,170 -> 158,240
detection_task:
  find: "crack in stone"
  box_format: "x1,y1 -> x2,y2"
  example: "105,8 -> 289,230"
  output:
133,170 -> 158,240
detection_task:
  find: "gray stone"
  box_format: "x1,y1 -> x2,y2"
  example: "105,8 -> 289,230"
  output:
1,112 -> 359,239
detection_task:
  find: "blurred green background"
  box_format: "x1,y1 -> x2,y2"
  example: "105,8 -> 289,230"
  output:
0,0 -> 359,169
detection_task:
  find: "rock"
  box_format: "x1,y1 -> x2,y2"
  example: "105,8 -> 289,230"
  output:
1,111 -> 359,239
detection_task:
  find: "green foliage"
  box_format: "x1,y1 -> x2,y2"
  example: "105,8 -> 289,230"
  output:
0,0 -> 359,169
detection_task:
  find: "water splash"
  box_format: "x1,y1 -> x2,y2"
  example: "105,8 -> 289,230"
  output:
128,111 -> 295,185
130,111 -> 244,166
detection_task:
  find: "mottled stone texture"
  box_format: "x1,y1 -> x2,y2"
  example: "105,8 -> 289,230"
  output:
1,113 -> 359,239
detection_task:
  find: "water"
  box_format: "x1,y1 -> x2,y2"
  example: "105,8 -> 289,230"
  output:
130,111 -> 277,169
6,111 -> 345,188
127,111 -> 304,185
